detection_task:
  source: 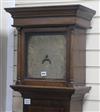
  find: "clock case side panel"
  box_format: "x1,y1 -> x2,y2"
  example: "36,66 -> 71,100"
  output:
17,27 -> 71,87
70,28 -> 86,86
16,28 -> 24,84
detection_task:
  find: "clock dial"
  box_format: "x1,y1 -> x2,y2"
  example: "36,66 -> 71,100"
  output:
25,33 -> 66,80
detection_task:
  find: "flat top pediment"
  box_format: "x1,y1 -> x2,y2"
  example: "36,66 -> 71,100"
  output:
5,5 -> 95,21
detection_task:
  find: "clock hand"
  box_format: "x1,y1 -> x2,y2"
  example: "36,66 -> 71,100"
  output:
42,55 -> 51,64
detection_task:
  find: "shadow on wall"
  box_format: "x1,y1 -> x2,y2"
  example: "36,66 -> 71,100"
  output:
0,33 -> 7,112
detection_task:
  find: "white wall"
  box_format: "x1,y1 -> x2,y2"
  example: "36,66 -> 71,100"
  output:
14,0 -> 100,112
0,0 -> 15,112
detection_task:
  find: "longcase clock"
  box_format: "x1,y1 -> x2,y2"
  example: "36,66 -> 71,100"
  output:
5,5 -> 95,112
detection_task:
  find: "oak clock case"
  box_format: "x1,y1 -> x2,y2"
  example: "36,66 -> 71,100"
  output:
20,28 -> 70,86
5,5 -> 95,112
24,31 -> 67,80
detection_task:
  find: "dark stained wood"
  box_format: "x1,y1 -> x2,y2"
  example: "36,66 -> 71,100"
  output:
13,17 -> 90,28
22,79 -> 67,87
5,5 -> 95,28
10,85 -> 91,112
10,85 -> 91,95
5,5 -> 95,20
16,28 -> 22,84
70,28 -> 86,85
20,27 -> 70,87
5,5 -> 95,112
11,85 -> 74,112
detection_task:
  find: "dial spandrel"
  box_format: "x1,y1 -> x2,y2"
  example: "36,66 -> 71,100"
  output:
26,33 -> 66,80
